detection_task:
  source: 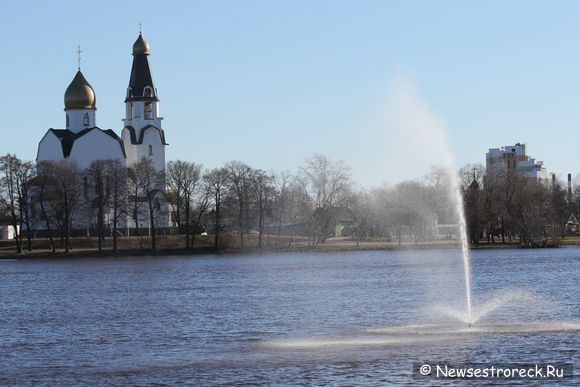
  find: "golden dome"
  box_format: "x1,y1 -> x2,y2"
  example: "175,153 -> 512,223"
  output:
133,33 -> 150,55
64,70 -> 96,110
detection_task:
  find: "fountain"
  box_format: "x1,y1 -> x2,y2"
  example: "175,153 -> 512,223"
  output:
383,73 -> 474,325
450,169 -> 472,325
262,73 -> 579,351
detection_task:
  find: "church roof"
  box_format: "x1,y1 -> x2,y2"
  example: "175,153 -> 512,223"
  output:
47,127 -> 125,158
64,70 -> 96,110
125,33 -> 159,103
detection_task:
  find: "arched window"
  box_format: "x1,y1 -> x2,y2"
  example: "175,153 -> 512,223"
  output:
144,102 -> 153,119
83,113 -> 89,126
148,144 -> 153,156
144,87 -> 152,97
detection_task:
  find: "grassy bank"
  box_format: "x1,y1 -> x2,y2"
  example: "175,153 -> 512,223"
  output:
0,233 -> 556,260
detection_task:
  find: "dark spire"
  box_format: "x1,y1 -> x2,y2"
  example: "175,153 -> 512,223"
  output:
125,33 -> 158,103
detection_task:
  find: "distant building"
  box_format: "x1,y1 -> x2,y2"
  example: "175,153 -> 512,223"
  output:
0,225 -> 18,240
566,214 -> 579,234
486,143 -> 548,182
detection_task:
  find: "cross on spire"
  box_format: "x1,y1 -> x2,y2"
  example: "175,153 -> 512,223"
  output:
76,45 -> 82,70
139,21 -> 142,34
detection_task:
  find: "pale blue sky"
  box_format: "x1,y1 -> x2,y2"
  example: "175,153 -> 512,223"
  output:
1,1 -> 579,186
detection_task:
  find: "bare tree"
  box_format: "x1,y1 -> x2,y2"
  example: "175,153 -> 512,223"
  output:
250,169 -> 275,248
86,160 -> 110,252
464,178 -> 484,246
127,167 -> 143,247
61,160 -> 83,252
0,154 -> 28,253
204,167 -> 229,249
549,176 -> 568,239
166,162 -> 184,231
459,163 -> 486,191
190,183 -> 211,248
347,189 -> 379,246
225,161 -> 253,247
0,155 -> 21,253
35,161 -> 57,252
17,160 -> 35,251
128,157 -> 165,251
490,169 -> 523,243
301,154 -> 352,243
511,179 -> 550,245
105,159 -> 127,252
425,166 -> 456,226
273,170 -> 291,237
39,160 -> 83,253
286,175 -> 313,246
167,160 -> 203,248
460,163 -> 486,245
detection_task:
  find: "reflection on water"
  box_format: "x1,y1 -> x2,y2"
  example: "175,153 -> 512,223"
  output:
0,248 -> 578,384
430,288 -> 558,324
266,322 -> 580,349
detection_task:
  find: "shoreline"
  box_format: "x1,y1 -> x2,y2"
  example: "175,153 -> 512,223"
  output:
0,239 -> 550,261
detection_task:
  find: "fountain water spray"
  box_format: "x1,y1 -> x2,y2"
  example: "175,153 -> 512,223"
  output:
384,74 -> 473,325
450,174 -> 472,325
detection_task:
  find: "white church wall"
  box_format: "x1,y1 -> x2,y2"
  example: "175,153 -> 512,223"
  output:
136,127 -> 166,171
37,131 -> 65,163
121,128 -> 138,166
68,130 -> 127,169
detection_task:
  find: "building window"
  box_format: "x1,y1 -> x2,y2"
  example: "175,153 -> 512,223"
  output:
66,114 -> 69,128
83,113 -> 89,126
144,88 -> 152,97
148,145 -> 153,156
144,102 -> 153,119
127,102 -> 133,119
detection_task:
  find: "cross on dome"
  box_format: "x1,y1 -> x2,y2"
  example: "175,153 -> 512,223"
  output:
76,45 -> 83,70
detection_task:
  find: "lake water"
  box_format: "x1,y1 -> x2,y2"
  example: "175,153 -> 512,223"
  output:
0,247 -> 578,385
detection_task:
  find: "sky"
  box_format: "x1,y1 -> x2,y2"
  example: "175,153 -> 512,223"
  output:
1,0 -> 580,187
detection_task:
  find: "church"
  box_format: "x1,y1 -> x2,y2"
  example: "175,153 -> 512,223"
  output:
36,33 -> 168,171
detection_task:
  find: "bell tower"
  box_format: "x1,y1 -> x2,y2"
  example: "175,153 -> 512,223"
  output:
121,32 -> 167,171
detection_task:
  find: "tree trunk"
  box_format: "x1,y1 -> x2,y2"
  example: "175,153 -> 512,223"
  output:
24,208 -> 32,251
97,177 -> 103,253
133,205 -> 142,249
501,218 -> 506,243
149,200 -> 156,251
112,208 -> 118,252
63,185 -> 70,253
39,184 -> 55,253
185,195 -> 191,249
214,202 -> 220,249
258,209 -> 263,248
238,197 -> 244,248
